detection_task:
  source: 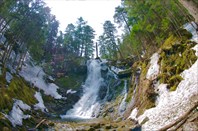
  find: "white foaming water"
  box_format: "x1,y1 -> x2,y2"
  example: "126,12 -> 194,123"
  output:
61,59 -> 104,119
119,80 -> 128,114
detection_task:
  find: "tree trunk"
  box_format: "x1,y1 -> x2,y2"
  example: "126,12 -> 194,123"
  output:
178,0 -> 198,23
95,42 -> 99,58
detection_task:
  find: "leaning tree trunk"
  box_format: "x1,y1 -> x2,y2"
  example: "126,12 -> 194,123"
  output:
178,0 -> 198,23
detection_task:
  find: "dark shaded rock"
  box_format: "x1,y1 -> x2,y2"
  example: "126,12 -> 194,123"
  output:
117,68 -> 132,79
73,65 -> 87,75
108,107 -> 114,113
105,124 -> 112,129
98,84 -> 107,100
87,127 -> 95,131
45,76 -> 54,83
90,123 -> 101,129
131,126 -> 142,131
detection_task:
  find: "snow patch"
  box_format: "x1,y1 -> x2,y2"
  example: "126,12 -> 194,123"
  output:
5,100 -> 31,127
20,64 -> 62,99
183,22 -> 198,43
111,66 -> 124,74
128,108 -> 138,121
137,46 -> 198,130
192,44 -> 198,56
67,89 -> 77,94
135,22 -> 198,130
146,53 -> 160,80
34,92 -> 48,112
6,72 -> 13,83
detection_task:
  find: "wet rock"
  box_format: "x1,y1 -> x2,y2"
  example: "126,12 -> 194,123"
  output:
117,68 -> 132,79
131,125 -> 142,131
46,76 -> 54,83
98,84 -> 107,100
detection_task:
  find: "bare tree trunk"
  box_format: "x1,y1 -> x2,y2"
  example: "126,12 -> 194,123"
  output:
95,42 -> 99,58
178,0 -> 198,23
121,12 -> 131,33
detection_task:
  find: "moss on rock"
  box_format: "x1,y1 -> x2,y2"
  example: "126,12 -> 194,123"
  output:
159,35 -> 197,91
0,76 -> 37,113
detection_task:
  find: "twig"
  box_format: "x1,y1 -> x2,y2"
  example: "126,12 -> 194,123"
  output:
35,119 -> 46,129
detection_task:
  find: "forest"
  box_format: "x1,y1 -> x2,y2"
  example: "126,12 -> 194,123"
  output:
0,0 -> 198,130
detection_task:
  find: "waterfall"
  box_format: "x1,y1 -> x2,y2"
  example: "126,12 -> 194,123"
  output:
118,80 -> 128,114
61,59 -> 104,119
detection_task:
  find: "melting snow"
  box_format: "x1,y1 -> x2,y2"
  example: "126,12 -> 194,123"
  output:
184,22 -> 198,43
111,66 -> 124,74
67,89 -> 77,94
20,64 -> 62,99
6,72 -> 13,83
137,44 -> 198,130
128,108 -> 138,121
34,92 -> 48,112
5,100 -> 31,127
129,22 -> 198,130
146,53 -> 160,80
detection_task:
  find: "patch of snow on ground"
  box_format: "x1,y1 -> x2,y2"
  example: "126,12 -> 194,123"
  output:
111,66 -> 124,74
20,64 -> 62,99
137,45 -> 198,130
128,108 -> 138,121
184,22 -> 198,43
67,89 -> 77,94
5,100 -> 31,127
6,72 -> 13,83
146,53 -> 160,80
193,44 -> 198,56
34,92 -> 48,112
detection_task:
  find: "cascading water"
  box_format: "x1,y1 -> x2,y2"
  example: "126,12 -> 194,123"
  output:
118,80 -> 128,114
61,59 -> 104,119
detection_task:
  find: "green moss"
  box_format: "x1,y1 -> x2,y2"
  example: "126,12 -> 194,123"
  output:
8,77 -> 37,105
0,76 -> 37,113
0,113 -> 12,131
169,75 -> 183,91
55,74 -> 84,89
158,35 -> 197,91
0,68 -> 6,88
125,77 -> 135,103
161,35 -> 180,51
141,61 -> 148,77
